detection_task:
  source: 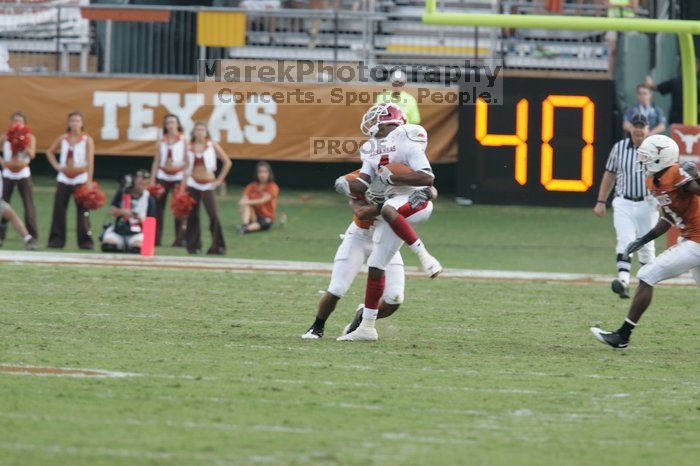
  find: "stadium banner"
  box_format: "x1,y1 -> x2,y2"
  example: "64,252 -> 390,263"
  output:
457,77 -> 615,207
0,75 -> 457,163
670,124 -> 700,165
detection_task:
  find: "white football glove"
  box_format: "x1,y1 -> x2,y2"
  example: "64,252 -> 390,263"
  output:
408,187 -> 433,209
334,175 -> 351,197
364,189 -> 386,207
377,166 -> 394,185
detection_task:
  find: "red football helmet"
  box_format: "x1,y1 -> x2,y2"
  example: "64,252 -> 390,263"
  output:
360,103 -> 407,136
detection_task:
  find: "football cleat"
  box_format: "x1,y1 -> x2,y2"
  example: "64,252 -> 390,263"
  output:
341,304 -> 364,336
418,252 -> 442,279
24,237 -> 37,251
337,325 -> 378,342
301,326 -> 323,340
611,279 -> 630,299
590,327 -> 629,349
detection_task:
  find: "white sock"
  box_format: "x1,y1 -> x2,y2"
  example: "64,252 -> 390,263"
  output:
409,239 -> 426,255
360,308 -> 378,329
619,270 -> 630,284
23,234 -> 32,243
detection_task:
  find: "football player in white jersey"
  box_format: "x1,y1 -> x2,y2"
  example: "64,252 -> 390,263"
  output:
301,180 -> 405,339
334,103 -> 442,341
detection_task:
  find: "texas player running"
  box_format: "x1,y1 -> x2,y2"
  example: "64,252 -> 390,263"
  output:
301,199 -> 405,339
591,135 -> 700,349
334,103 -> 442,342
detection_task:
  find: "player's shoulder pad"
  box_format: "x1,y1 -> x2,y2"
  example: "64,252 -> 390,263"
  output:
401,124 -> 428,143
673,164 -> 694,186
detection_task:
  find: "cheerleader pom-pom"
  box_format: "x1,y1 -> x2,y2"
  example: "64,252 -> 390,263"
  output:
7,123 -> 31,154
147,183 -> 166,200
74,182 -> 106,211
170,191 -> 197,218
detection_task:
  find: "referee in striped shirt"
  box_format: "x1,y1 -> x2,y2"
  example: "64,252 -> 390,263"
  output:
593,113 -> 658,299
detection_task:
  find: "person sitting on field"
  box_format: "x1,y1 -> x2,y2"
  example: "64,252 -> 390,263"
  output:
0,192 -> 36,250
237,161 -> 280,234
101,170 -> 156,254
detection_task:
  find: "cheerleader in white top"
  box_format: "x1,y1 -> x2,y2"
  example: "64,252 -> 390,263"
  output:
184,121 -> 232,255
45,111 -> 95,249
149,114 -> 189,247
0,111 -> 38,242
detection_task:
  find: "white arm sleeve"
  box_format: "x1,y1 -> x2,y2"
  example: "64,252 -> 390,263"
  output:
405,142 -> 434,178
360,159 -> 375,181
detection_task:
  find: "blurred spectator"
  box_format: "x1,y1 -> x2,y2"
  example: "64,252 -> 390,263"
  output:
607,0 -> 637,18
646,62 -> 700,125
286,1 -> 304,33
606,0 -> 638,72
623,84 -> 666,136
237,161 -> 280,234
544,0 -> 563,13
307,0 -> 327,48
375,70 -> 421,125
101,170 -> 156,254
241,0 -> 281,43
0,44 -> 12,72
573,0 -> 606,17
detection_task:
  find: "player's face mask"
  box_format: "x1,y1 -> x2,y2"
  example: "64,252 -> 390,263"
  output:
360,104 -> 406,136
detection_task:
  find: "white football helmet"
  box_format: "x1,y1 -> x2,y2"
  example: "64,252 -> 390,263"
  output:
360,103 -> 406,137
637,135 -> 679,176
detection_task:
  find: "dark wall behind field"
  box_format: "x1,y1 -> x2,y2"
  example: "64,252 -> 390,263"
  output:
29,155 -> 458,193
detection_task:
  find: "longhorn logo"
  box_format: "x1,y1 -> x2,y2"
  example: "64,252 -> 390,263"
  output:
673,128 -> 700,154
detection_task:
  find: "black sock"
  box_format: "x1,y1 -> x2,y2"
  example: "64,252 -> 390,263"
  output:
312,317 -> 326,331
617,319 -> 636,339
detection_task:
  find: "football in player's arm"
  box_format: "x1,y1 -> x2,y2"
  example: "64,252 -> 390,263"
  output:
302,171 -> 416,339
332,103 -> 442,342
592,135 -> 700,349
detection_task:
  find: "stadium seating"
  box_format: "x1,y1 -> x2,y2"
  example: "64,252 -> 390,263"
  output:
0,0 -> 643,74
0,0 -> 91,73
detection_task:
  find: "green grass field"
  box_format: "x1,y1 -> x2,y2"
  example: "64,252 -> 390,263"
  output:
1,176 -> 698,465
1,266 -> 699,466
0,176 -> 664,275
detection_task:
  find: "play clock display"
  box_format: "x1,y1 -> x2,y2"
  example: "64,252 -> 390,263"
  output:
458,77 -> 614,206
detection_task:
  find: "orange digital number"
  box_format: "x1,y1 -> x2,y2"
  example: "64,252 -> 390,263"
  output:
475,97 -> 529,186
540,95 -> 595,192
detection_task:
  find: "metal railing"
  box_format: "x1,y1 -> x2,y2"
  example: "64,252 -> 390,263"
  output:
0,1 -> 624,77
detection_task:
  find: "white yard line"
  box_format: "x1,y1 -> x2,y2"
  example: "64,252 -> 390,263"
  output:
0,363 -> 139,378
0,250 -> 696,286
0,441 -> 285,465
